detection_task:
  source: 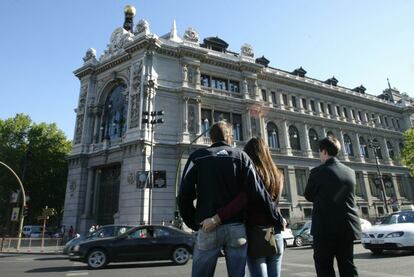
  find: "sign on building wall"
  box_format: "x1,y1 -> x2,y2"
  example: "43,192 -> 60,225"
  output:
153,171 -> 166,188
136,171 -> 149,189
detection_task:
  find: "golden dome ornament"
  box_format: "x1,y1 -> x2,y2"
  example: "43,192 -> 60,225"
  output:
124,5 -> 136,16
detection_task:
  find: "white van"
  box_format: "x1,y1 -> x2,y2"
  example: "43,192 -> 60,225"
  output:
22,225 -> 42,237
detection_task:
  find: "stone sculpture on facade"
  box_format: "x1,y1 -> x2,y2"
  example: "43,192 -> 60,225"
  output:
82,48 -> 98,65
183,27 -> 199,43
241,43 -> 254,57
135,19 -> 150,36
100,27 -> 134,62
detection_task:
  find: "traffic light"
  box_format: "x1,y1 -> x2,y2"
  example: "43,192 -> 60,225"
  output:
23,205 -> 28,217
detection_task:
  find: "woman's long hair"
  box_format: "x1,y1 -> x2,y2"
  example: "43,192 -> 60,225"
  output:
244,137 -> 284,201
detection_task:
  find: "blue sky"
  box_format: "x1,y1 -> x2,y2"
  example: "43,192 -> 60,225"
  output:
0,0 -> 413,139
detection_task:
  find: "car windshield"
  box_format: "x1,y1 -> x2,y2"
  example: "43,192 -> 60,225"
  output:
380,212 -> 414,225
290,222 -> 305,231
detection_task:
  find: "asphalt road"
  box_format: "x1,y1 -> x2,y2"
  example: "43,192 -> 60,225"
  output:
1,244 -> 413,277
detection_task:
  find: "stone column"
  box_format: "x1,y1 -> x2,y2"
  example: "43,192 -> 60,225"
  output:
302,123 -> 312,158
394,140 -> 402,165
196,97 -> 202,135
339,129 -> 349,161
353,132 -> 364,162
276,91 -> 285,110
195,67 -> 201,90
254,80 -> 260,101
287,166 -> 299,208
362,171 -> 374,207
333,105 -> 340,120
242,79 -> 249,99
182,97 -> 190,142
315,100 -> 323,117
245,108 -> 252,140
281,120 -> 292,155
83,168 -> 95,216
288,95 -> 294,111
382,137 -> 393,165
391,173 -> 402,202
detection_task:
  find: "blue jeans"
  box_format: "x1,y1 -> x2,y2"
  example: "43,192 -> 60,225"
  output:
192,223 -> 247,277
247,233 -> 284,277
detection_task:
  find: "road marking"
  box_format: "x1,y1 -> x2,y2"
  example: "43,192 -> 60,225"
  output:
66,273 -> 88,276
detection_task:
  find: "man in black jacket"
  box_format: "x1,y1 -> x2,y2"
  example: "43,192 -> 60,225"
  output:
178,121 -> 279,277
305,136 -> 361,277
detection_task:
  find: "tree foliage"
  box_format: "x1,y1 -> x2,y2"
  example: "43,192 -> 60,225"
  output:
0,114 -> 71,230
402,128 -> 414,176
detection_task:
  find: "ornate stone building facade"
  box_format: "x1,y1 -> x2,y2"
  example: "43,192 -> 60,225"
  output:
62,7 -> 414,233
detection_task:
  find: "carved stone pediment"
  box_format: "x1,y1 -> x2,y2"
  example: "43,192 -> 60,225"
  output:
100,27 -> 134,62
241,44 -> 254,57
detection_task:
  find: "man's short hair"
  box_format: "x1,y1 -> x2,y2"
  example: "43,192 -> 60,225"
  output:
210,121 -> 232,144
319,136 -> 341,156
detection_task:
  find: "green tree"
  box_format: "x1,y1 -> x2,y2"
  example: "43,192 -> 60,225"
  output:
0,114 -> 71,233
402,128 -> 414,175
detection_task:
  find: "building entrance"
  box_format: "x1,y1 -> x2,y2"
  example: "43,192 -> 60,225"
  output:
97,165 -> 121,225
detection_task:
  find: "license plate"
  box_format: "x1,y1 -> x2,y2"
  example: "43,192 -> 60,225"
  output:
371,239 -> 384,244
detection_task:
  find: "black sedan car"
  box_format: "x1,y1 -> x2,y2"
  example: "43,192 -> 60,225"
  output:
69,225 -> 195,269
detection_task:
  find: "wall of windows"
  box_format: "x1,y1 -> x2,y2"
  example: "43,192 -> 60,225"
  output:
200,74 -> 239,93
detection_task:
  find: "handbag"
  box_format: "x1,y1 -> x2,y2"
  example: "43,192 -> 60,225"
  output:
246,225 -> 279,258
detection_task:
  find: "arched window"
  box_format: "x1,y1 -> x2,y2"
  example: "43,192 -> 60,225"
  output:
343,134 -> 354,156
267,122 -> 279,149
101,84 -> 127,141
359,137 -> 369,158
308,128 -> 319,152
289,125 -> 301,150
387,141 -> 395,159
373,139 -> 383,159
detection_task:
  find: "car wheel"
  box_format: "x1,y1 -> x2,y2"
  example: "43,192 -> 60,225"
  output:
294,237 -> 303,247
370,249 -> 383,255
87,249 -> 108,269
172,246 -> 190,265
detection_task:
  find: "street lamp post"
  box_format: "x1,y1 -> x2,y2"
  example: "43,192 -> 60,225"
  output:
0,161 -> 26,250
367,121 -> 390,214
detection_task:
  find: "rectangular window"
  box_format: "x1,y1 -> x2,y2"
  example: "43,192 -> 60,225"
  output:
384,117 -> 389,127
396,175 -> 406,197
271,91 -> 276,104
261,89 -> 267,102
355,172 -> 364,197
201,109 -> 212,136
280,209 -> 290,220
201,74 -> 210,87
391,118 -> 396,128
310,100 -> 316,112
279,168 -> 288,197
295,169 -> 307,196
188,105 -> 196,133
232,113 -> 243,141
304,208 -> 312,219
343,107 -> 348,118
361,207 -> 369,217
358,111 -> 362,121
368,173 -> 380,198
213,111 -> 231,123
336,106 -> 342,116
319,102 -> 325,113
327,104 -> 332,115
212,77 -> 227,90
351,110 -> 356,119
365,113 -> 370,122
229,80 -> 239,93
291,96 -> 297,108
302,98 -> 307,110
282,94 -> 288,105
396,119 -> 400,129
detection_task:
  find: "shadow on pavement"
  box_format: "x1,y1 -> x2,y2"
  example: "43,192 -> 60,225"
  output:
35,256 -> 68,261
354,250 -> 414,259
26,261 -> 179,273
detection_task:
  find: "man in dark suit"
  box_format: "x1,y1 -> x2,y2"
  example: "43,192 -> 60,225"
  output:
305,136 -> 361,277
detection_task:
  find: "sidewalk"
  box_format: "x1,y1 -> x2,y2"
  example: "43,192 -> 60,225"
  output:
1,237 -> 64,254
